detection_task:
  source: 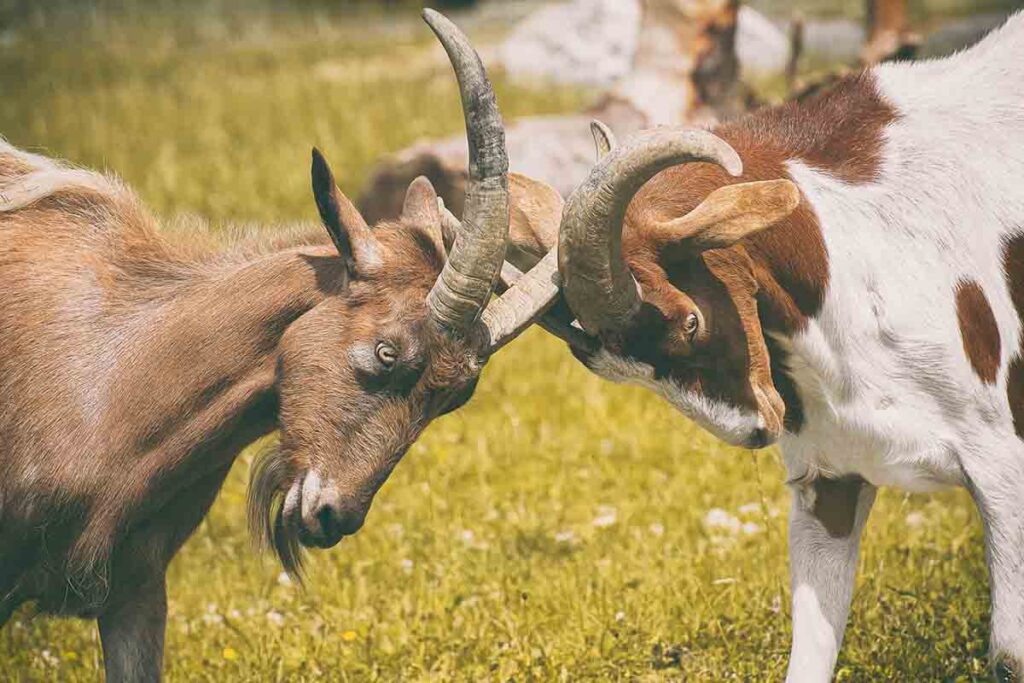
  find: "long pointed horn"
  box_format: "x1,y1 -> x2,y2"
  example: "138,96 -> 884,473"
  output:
423,9 -> 509,333
558,128 -> 743,335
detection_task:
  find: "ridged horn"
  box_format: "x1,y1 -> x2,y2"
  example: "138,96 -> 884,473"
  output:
423,9 -> 510,333
558,128 -> 743,334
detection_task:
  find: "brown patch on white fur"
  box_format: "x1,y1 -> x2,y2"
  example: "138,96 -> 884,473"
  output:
1002,234 -> 1024,440
608,72 -> 896,436
955,279 -> 1001,385
811,476 -> 866,538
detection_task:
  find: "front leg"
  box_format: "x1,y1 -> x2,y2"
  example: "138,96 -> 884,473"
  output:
98,574 -> 167,683
786,476 -> 876,683
960,446 -> 1024,682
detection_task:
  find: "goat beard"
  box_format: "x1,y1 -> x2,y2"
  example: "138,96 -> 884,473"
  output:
247,444 -> 304,581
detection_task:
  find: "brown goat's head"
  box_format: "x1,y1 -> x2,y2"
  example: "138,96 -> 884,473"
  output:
554,123 -> 802,449
248,10 -> 561,576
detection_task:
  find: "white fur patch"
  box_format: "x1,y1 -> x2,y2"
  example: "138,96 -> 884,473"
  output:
786,584 -> 840,683
587,349 -> 763,446
774,14 -> 1024,490
299,470 -> 323,528
0,169 -> 118,213
282,479 -> 302,522
0,139 -> 124,213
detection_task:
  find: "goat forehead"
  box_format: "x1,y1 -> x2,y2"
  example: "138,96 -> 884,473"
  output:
373,223 -> 444,276
423,335 -> 480,386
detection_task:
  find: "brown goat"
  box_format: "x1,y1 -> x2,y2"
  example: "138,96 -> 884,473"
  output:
0,11 -> 562,681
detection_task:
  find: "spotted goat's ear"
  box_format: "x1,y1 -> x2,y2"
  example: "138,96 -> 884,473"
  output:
311,147 -> 380,279
648,179 -> 801,250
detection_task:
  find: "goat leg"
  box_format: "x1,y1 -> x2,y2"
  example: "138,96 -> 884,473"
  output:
98,573 -> 167,683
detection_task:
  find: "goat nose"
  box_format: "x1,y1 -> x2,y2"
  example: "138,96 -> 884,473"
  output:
312,498 -> 365,547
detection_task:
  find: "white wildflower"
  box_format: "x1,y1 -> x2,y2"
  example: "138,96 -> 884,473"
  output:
649,523 -> 665,537
554,529 -> 577,544
738,502 -> 761,515
277,571 -> 293,587
202,603 -> 223,626
400,558 -> 414,573
905,511 -> 926,528
704,508 -> 741,534
614,610 -> 626,622
266,610 -> 285,627
40,649 -> 59,668
741,522 -> 763,535
592,505 -> 618,528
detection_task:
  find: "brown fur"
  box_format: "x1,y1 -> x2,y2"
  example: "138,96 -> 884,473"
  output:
811,476 -> 866,538
1002,234 -> 1024,440
606,72 -> 895,437
955,279 -> 1001,385
0,143 -> 482,652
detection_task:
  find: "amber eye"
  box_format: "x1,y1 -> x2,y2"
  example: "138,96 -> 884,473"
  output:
375,342 -> 398,368
683,312 -> 701,340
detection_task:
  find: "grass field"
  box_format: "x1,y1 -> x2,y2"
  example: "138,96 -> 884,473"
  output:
0,2 -> 1000,680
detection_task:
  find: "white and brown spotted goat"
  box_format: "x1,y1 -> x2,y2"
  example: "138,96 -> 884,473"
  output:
510,11 -> 1024,681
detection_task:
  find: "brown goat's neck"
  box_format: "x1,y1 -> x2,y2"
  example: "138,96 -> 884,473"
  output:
81,245 -> 340,550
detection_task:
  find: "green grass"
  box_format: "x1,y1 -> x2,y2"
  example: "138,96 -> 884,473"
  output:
0,2 -> 994,680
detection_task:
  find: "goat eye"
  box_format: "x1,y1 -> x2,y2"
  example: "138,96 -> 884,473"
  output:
683,312 -> 700,339
375,342 -> 398,368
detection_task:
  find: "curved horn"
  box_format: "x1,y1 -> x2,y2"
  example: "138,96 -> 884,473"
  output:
558,128 -> 743,335
438,206 -> 588,354
590,120 -> 616,160
423,9 -> 510,333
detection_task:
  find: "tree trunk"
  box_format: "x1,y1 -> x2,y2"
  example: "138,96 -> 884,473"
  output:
597,0 -> 745,127
862,0 -> 920,65
360,0 -> 747,223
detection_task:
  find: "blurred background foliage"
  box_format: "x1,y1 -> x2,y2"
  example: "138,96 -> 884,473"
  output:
0,0 -> 1018,680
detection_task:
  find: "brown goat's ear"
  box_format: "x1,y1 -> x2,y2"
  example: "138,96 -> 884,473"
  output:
401,176 -> 444,250
311,147 -> 376,276
650,179 -> 801,250
506,172 -> 563,272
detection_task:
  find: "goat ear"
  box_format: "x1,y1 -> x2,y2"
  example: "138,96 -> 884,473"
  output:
506,172 -> 563,272
311,147 -> 375,276
400,176 -> 444,249
652,180 -> 801,250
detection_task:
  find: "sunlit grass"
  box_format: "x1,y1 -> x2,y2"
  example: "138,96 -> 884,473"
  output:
0,3 -> 991,680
